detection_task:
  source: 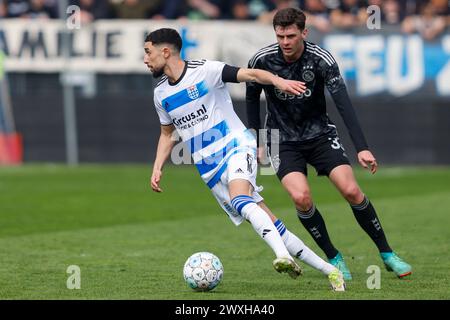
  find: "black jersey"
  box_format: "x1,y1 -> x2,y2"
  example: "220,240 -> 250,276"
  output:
246,41 -> 369,152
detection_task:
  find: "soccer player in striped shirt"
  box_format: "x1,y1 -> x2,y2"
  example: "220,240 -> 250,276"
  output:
145,28 -> 345,291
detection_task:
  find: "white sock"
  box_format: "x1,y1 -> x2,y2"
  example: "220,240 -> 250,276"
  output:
231,196 -> 291,259
274,219 -> 335,275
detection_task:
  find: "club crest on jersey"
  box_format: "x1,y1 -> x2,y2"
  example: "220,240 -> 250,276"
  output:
187,85 -> 200,100
302,70 -> 315,82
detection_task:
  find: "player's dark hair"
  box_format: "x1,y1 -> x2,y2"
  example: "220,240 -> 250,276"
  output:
145,28 -> 182,52
273,7 -> 306,31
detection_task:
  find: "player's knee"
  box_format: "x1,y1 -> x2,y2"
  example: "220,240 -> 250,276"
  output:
231,195 -> 256,219
341,184 -> 363,203
290,191 -> 312,210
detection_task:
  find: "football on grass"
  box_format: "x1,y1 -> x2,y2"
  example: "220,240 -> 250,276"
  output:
183,252 -> 223,291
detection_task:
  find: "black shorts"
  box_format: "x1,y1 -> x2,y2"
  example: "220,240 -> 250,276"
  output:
267,134 -> 351,180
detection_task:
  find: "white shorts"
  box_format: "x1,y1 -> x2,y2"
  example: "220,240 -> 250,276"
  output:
209,149 -> 264,226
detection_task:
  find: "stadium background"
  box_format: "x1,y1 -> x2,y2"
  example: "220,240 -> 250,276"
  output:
1,0 -> 449,165
0,0 -> 449,301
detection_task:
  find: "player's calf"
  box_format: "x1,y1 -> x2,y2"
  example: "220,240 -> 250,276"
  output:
231,194 -> 292,260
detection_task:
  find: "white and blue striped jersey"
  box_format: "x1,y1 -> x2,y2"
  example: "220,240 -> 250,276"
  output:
153,59 -> 256,189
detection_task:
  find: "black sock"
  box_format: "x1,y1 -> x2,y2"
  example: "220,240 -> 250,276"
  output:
351,196 -> 392,253
297,205 -> 339,259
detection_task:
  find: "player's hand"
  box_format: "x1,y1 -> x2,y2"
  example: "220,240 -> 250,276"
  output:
151,169 -> 163,192
274,78 -> 306,96
357,150 -> 377,174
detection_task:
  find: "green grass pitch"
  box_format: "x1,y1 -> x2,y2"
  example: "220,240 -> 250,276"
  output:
0,164 -> 449,299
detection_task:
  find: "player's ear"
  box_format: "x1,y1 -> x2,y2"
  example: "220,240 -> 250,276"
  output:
162,46 -> 171,59
302,28 -> 308,38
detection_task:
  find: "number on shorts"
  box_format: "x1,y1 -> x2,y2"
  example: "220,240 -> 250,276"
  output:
330,137 -> 345,150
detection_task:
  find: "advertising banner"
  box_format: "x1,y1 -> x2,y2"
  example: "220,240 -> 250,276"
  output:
1,20 -> 448,98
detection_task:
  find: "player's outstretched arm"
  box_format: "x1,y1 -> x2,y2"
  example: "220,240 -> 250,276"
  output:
151,124 -> 176,193
237,68 -> 306,95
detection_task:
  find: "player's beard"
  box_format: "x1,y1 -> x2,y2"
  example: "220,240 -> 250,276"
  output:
151,67 -> 164,78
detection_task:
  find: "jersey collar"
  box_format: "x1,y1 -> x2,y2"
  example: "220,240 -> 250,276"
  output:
168,60 -> 188,86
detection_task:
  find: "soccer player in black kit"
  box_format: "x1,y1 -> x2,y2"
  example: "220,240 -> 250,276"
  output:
246,7 -> 412,280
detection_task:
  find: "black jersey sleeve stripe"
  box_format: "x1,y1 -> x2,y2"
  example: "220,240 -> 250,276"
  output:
155,75 -> 168,88
306,42 -> 336,65
249,48 -> 278,68
249,47 -> 278,68
187,59 -> 206,67
187,63 -> 204,67
312,44 -> 336,64
249,44 -> 278,68
187,61 -> 205,65
188,59 -> 206,64
306,48 -> 333,66
222,64 -> 240,83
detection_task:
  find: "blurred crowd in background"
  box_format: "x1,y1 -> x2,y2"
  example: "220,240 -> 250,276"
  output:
0,0 -> 449,40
